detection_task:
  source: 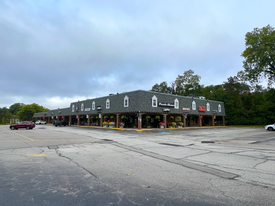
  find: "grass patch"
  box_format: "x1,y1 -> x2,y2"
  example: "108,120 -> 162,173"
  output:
228,125 -> 265,128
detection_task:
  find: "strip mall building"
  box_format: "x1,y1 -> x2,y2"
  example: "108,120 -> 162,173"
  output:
33,90 -> 225,130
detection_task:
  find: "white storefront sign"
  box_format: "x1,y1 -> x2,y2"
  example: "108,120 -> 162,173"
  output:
159,103 -> 174,107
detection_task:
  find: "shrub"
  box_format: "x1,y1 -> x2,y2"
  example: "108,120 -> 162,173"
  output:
177,122 -> 183,126
119,122 -> 125,126
109,122 -> 115,126
159,122 -> 165,126
169,122 -> 176,127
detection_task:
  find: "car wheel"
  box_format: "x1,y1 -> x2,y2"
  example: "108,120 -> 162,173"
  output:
26,126 -> 30,130
11,126 -> 15,130
268,127 -> 273,131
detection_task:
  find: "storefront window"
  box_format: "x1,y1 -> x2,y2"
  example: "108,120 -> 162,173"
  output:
72,105 -> 75,112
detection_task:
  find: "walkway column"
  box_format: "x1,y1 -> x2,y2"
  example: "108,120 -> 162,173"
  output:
212,115 -> 215,126
198,115 -> 202,127
138,113 -> 143,130
223,116 -> 225,126
100,114 -> 103,127
116,114 -> 119,128
163,114 -> 167,128
183,114 -> 186,127
77,116 -> 80,125
69,116 -> 72,126
87,115 -> 90,126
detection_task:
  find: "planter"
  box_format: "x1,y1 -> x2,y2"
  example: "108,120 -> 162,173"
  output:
169,126 -> 173,128
119,126 -> 124,128
160,125 -> 164,129
109,126 -> 114,128
147,126 -> 151,128
177,126 -> 182,128
103,125 -> 109,127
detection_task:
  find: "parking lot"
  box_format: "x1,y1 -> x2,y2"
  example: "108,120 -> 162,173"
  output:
0,125 -> 275,206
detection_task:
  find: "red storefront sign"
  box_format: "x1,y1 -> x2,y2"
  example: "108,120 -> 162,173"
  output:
198,106 -> 206,112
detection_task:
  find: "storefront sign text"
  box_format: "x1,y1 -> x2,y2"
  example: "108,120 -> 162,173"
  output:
182,108 -> 190,112
159,103 -> 174,107
199,106 -> 206,112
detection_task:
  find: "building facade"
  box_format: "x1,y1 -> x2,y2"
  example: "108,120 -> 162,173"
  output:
33,90 -> 225,129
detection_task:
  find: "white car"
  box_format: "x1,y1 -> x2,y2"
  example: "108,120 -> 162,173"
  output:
35,120 -> 47,125
265,123 -> 275,131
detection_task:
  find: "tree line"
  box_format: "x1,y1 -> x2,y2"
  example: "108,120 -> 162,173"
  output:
0,103 -> 49,125
151,25 -> 275,125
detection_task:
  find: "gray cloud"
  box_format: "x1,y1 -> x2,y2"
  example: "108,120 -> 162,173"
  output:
1,0 -> 275,109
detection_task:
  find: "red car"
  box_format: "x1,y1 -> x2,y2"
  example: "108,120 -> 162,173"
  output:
10,121 -> 35,130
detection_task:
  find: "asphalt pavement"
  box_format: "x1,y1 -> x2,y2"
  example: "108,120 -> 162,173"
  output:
0,125 -> 275,206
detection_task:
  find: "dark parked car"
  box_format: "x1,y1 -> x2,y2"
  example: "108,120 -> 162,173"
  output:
53,120 -> 68,127
10,121 -> 35,130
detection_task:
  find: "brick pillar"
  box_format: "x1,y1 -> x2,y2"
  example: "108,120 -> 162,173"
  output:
199,115 -> 202,127
116,114 -> 119,128
183,114 -> 186,127
77,116 -> 80,125
212,115 -> 215,126
100,114 -> 103,127
223,116 -> 225,126
163,114 -> 167,128
87,115 -> 90,126
138,113 -> 142,130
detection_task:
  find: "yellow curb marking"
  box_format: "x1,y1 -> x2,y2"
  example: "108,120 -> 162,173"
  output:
10,131 -> 34,141
27,154 -> 48,157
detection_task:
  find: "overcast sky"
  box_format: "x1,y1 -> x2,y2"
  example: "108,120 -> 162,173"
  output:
1,0 -> 274,109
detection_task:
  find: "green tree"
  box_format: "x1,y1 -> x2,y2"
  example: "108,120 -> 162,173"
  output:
9,103 -> 23,115
0,107 -> 12,124
151,81 -> 173,94
17,104 -> 49,121
174,69 -> 202,96
241,25 -> 275,86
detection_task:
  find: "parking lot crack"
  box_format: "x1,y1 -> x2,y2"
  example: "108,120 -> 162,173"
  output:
252,159 -> 269,169
184,151 -> 212,158
55,149 -> 99,179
